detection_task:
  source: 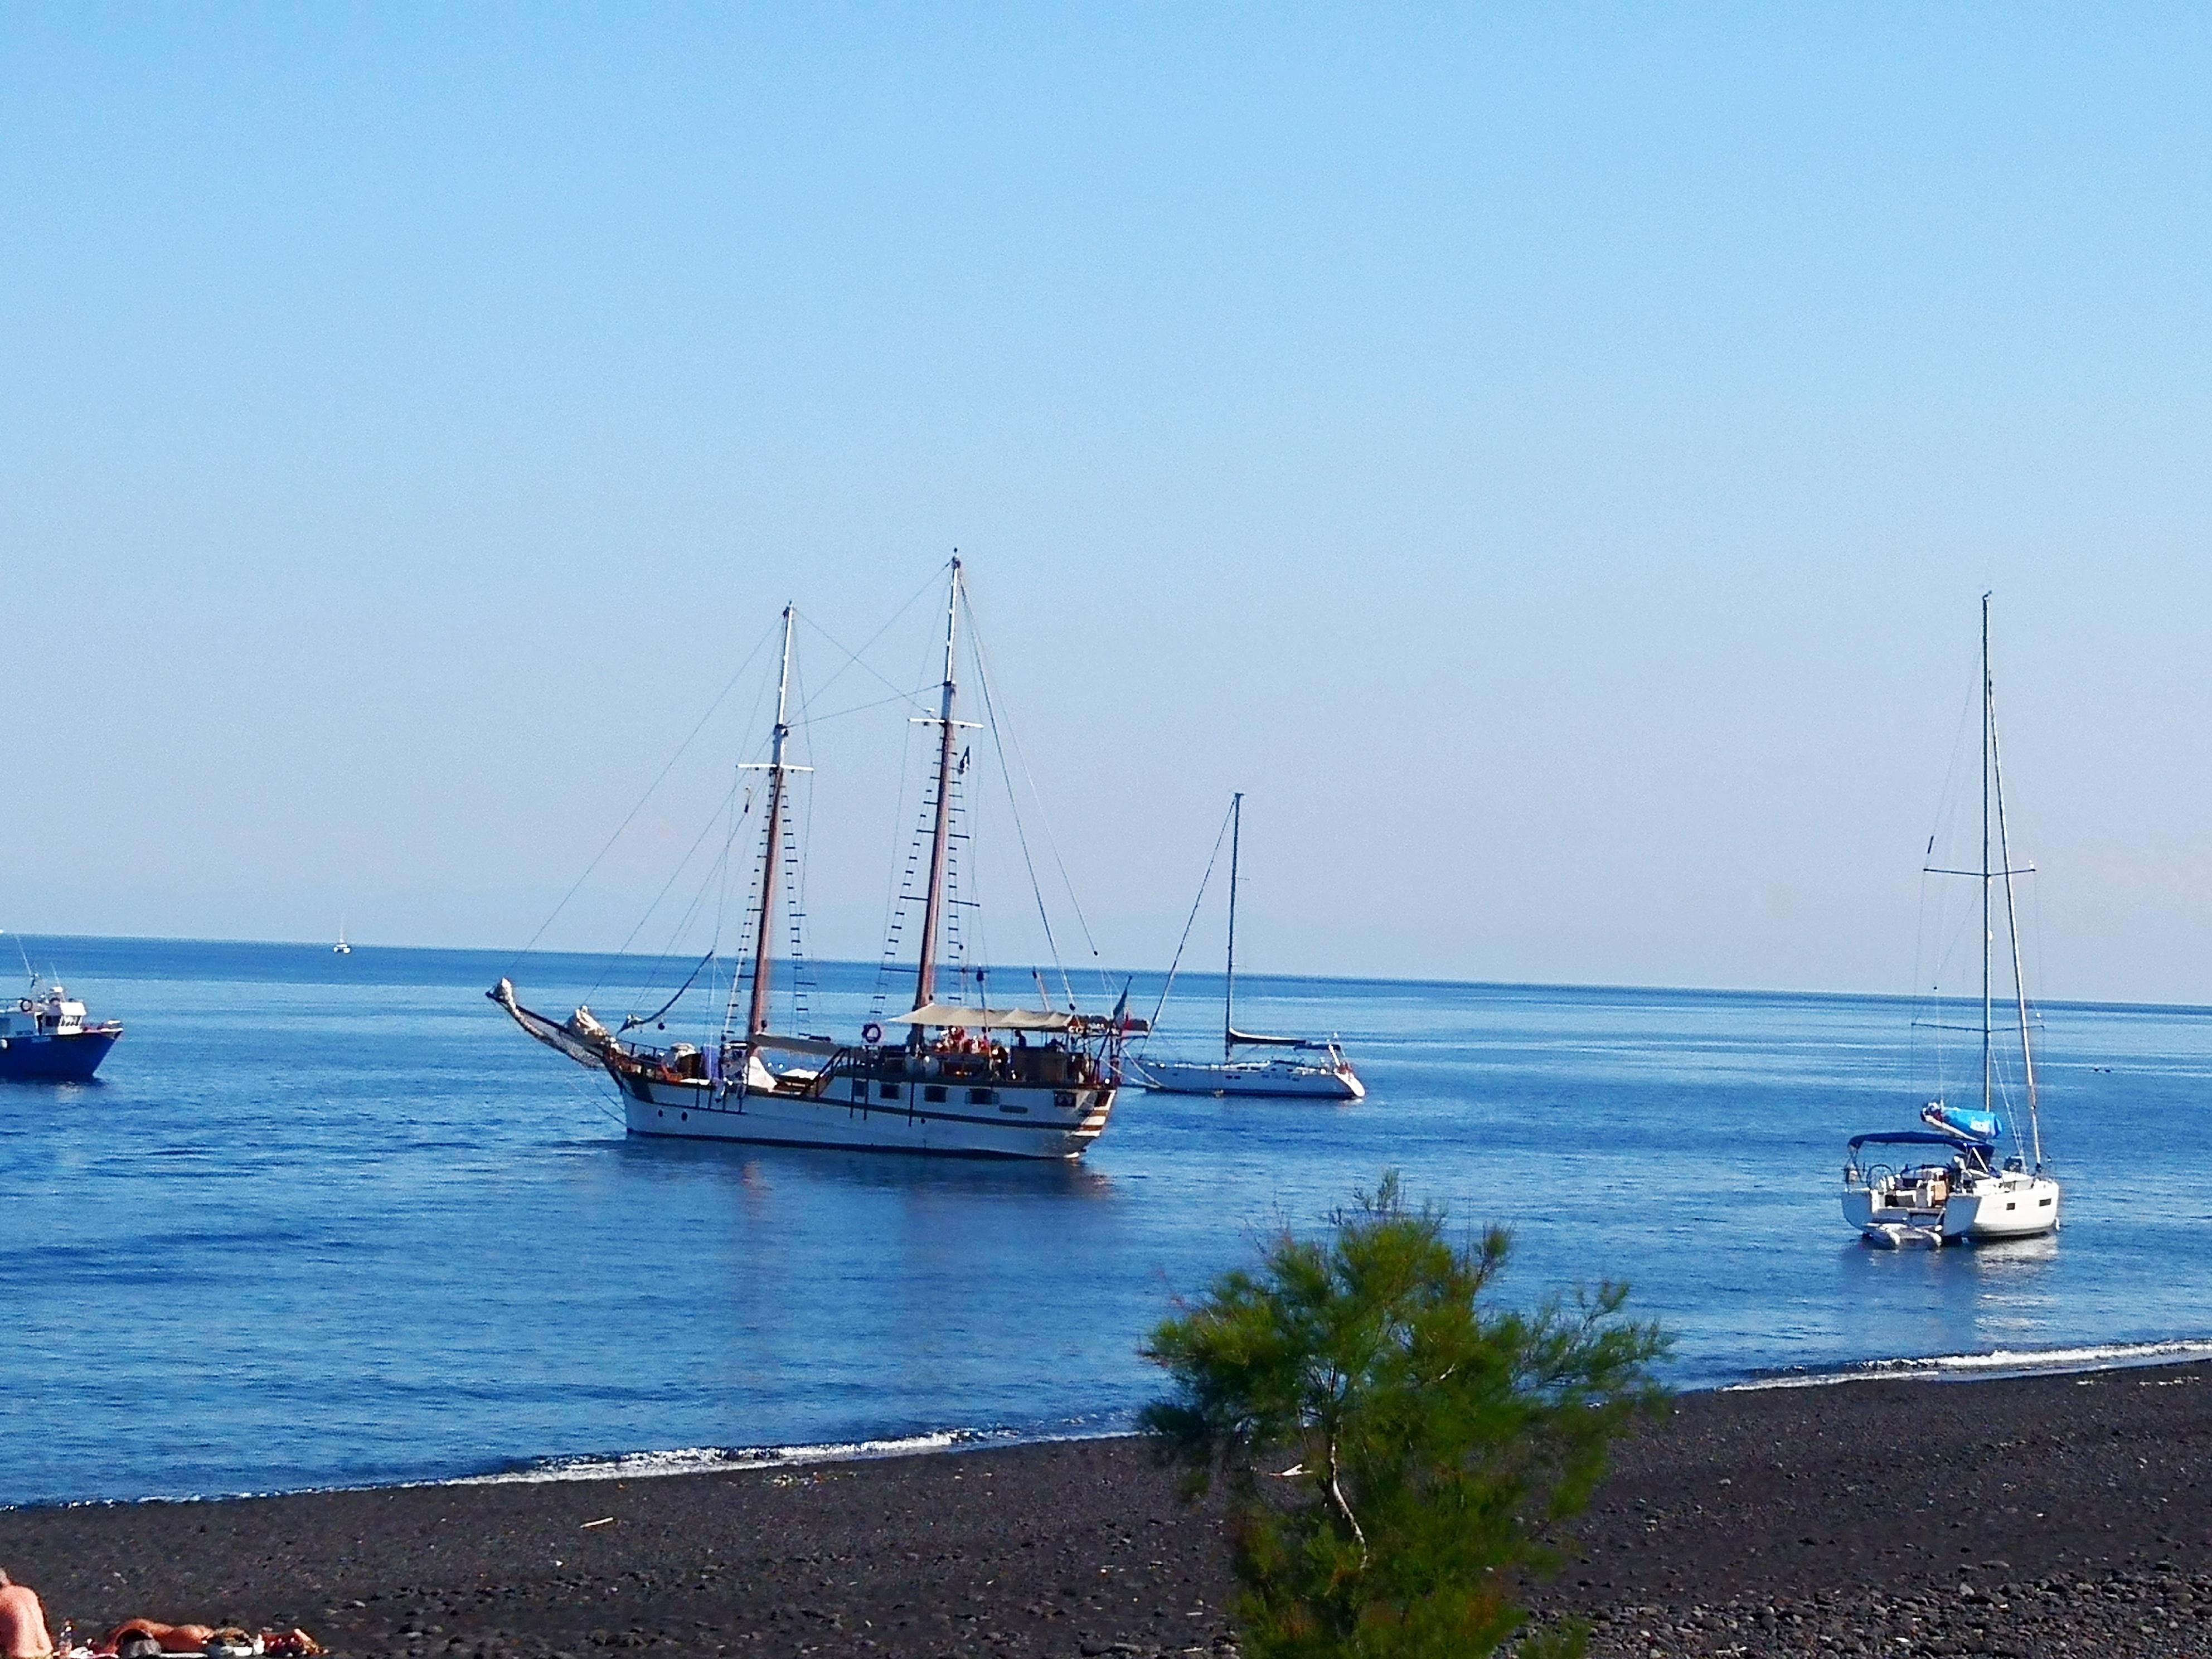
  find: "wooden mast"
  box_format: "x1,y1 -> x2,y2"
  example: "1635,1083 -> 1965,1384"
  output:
745,604 -> 798,1040
911,559 -> 962,1030
1223,791 -> 1242,1060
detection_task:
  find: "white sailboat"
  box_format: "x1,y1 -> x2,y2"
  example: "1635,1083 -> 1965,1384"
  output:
493,562 -> 1130,1159
333,920 -> 352,956
1842,595 -> 2061,1246
1138,793 -> 1364,1100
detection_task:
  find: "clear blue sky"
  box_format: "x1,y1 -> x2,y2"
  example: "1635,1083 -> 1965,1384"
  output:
5,6 -> 2209,1001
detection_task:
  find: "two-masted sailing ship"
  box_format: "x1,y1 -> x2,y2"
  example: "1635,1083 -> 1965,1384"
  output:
492,562 -> 1131,1159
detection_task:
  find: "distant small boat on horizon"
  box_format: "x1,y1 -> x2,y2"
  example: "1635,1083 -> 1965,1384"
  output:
334,920 -> 352,955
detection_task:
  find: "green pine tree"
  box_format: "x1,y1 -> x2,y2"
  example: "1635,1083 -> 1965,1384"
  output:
1142,1172 -> 1670,1659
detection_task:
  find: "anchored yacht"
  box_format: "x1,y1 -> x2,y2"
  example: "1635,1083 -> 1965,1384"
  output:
1842,595 -> 2061,1246
1136,794 -> 1363,1100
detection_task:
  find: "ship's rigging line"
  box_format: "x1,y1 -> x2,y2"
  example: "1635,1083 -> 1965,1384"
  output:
623,947 -> 718,1032
501,614 -> 782,978
961,580 -> 1106,1007
791,565 -> 945,713
607,768 -> 754,1012
1909,662 -> 1987,1117
874,567 -> 984,1019
505,575 -> 933,1002
603,619 -> 813,1018
518,560 -> 1105,1041
797,685 -> 939,727
871,667 -> 927,1020
1140,798 -> 1238,1044
964,606 -> 1066,1005
780,632 -> 821,1032
1909,641 -> 2045,1153
654,601 -> 921,1038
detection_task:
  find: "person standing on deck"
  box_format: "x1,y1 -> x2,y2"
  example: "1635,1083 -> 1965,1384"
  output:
0,1570 -> 54,1659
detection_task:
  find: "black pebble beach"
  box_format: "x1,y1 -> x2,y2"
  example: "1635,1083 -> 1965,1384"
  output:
7,1361 -> 2211,1658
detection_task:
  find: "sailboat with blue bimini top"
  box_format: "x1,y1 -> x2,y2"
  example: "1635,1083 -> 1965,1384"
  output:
491,561 -> 1134,1158
1842,595 -> 2061,1247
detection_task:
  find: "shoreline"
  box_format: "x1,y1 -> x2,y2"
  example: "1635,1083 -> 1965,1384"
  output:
7,1361 -> 2212,1657
21,1335 -> 2212,1517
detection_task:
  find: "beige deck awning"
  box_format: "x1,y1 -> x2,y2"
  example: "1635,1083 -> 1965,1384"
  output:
885,1002 -> 1078,1032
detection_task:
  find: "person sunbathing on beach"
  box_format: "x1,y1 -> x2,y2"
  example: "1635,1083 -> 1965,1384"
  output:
100,1623 -> 211,1658
0,1570 -> 54,1659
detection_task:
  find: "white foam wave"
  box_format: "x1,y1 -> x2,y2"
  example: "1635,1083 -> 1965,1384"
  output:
448,1428 -> 1019,1486
1726,1338 -> 2212,1391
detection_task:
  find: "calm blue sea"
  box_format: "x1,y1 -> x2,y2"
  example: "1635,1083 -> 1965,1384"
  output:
6,937 -> 2211,1508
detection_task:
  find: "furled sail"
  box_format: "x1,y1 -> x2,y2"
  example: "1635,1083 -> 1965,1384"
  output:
1228,1028 -> 1322,1049
1920,1101 -> 2002,1144
488,978 -> 618,1070
888,1002 -> 1078,1032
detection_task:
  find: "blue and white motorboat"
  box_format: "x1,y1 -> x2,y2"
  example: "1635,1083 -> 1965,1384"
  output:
0,976 -> 123,1082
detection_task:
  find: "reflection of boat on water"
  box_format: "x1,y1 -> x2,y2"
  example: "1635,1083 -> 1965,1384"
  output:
609,1126 -> 1121,1199
1137,793 -> 1362,1100
1842,595 -> 2061,1247
0,953 -> 123,1083
493,562 -> 1133,1160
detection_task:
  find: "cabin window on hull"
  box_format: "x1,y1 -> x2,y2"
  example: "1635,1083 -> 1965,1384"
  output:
879,1082 -> 905,1101
1055,1092 -> 1077,1109
923,1085 -> 947,1103
968,1088 -> 998,1106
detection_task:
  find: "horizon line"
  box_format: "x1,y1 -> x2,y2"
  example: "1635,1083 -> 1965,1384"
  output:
9,930 -> 2210,1021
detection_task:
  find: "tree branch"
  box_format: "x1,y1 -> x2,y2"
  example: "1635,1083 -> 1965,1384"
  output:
1327,1428 -> 1368,1571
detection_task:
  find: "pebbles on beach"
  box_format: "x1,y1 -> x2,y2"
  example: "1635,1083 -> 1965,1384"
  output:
1582,1566 -> 2212,1658
7,1363 -> 2211,1659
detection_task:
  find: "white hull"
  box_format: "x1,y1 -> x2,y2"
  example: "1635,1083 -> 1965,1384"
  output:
1140,1057 -> 1364,1100
1844,1171 -> 2062,1245
619,1070 -> 1115,1160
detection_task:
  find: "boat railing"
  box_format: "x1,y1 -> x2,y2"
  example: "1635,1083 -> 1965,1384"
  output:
831,1041 -> 1099,1089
